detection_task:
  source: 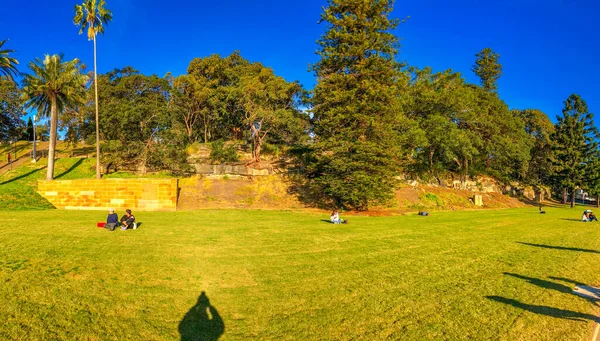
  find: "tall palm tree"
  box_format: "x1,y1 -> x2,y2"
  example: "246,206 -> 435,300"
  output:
22,54 -> 88,180
0,40 -> 19,81
74,0 -> 112,179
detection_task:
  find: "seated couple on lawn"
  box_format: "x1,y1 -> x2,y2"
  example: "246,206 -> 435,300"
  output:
582,210 -> 598,222
105,208 -> 137,231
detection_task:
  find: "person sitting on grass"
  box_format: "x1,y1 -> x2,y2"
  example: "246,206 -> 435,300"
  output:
105,208 -> 119,231
582,210 -> 594,222
330,210 -> 348,224
120,209 -> 136,230
539,206 -> 545,214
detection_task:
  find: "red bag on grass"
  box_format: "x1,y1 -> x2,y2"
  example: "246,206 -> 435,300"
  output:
97,222 -> 105,228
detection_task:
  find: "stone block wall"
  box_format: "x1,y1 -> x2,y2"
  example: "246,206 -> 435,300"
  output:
38,179 -> 178,211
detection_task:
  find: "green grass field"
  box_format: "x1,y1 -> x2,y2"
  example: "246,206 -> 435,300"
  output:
1,207 -> 599,340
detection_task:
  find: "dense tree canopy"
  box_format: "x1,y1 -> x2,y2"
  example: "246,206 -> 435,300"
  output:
0,78 -> 25,141
472,48 -> 502,93
309,0 -> 405,210
550,94 -> 599,207
4,0 -> 600,209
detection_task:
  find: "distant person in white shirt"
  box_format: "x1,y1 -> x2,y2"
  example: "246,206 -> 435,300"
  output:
330,210 -> 347,224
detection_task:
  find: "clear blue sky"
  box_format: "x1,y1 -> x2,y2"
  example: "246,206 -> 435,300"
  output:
1,0 -> 599,122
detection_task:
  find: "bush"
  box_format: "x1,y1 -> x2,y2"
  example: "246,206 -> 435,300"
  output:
261,142 -> 281,158
210,140 -> 239,164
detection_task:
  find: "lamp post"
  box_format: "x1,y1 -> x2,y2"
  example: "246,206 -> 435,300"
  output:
32,114 -> 37,163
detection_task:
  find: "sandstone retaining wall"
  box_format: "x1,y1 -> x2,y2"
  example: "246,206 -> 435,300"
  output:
38,179 -> 178,211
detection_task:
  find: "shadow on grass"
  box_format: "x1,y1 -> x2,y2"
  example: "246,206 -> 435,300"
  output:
55,158 -> 85,179
0,166 -> 46,185
178,291 -> 224,341
516,242 -> 600,254
559,218 -> 584,222
504,273 -> 572,294
549,277 -> 584,286
486,296 -> 598,322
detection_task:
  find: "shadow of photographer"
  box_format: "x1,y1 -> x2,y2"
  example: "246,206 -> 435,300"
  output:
178,291 -> 225,341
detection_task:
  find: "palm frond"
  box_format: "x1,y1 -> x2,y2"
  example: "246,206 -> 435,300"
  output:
73,0 -> 112,40
0,39 -> 20,81
22,54 -> 88,118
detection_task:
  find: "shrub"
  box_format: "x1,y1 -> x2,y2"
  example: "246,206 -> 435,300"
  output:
210,140 -> 239,164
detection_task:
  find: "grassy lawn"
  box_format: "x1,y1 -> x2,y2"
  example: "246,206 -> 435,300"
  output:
1,207 -> 599,340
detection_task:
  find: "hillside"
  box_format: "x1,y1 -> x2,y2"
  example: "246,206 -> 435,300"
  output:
1,155 -> 533,213
177,175 -> 530,214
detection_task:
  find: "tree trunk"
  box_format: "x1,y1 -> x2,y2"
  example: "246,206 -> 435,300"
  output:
46,97 -> 58,180
254,135 -> 262,164
596,196 -> 599,208
428,149 -> 434,172
204,115 -> 208,144
93,34 -> 101,179
562,188 -> 567,204
571,188 -> 576,208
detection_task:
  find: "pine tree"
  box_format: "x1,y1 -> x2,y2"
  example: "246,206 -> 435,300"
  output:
550,94 -> 599,208
309,0 -> 404,210
26,117 -> 34,141
472,48 -> 502,92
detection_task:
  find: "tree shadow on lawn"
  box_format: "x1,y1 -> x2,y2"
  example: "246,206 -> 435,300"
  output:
516,242 -> 600,254
504,273 -> 573,294
486,296 -> 598,322
179,291 -> 225,341
559,218 -> 585,222
0,166 -> 46,185
55,158 -> 85,179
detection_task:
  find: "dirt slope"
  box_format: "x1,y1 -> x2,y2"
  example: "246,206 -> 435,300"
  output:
177,175 -> 529,213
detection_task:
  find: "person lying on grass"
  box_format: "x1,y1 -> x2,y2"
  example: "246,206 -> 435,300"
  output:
120,209 -> 136,230
330,210 -> 348,224
105,208 -> 119,231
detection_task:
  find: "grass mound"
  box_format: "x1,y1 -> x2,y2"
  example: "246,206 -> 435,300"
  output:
0,158 -> 96,210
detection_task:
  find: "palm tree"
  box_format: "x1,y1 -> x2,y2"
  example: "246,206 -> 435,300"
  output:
0,40 -> 19,81
74,0 -> 112,179
22,54 -> 88,180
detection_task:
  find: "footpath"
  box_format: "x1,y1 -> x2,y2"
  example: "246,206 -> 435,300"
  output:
0,148 -> 36,177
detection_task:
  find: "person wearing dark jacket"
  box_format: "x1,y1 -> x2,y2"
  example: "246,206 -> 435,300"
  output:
105,208 -> 119,231
120,209 -> 136,230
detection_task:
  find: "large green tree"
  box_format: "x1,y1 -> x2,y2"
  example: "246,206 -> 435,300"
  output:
74,0 -> 112,179
0,40 -> 19,82
472,48 -> 502,92
0,78 -> 25,141
184,52 -> 307,160
515,108 -> 554,186
238,63 -> 305,164
95,67 -> 189,174
22,54 -> 88,180
550,94 -> 599,207
309,0 -> 405,210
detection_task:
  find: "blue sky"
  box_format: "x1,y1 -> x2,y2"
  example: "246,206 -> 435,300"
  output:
1,0 -> 599,123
